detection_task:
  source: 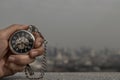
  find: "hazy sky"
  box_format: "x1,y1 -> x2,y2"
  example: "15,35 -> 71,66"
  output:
0,0 -> 120,49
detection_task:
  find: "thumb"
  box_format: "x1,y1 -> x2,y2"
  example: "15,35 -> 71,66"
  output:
3,24 -> 28,39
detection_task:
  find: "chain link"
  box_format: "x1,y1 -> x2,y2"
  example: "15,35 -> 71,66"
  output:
25,25 -> 47,80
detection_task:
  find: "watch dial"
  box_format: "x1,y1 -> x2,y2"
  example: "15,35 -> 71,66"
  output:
10,30 -> 35,54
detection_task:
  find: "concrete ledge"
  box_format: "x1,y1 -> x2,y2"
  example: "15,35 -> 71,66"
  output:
1,72 -> 120,80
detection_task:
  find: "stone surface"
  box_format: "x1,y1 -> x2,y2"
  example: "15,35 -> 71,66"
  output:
1,72 -> 120,80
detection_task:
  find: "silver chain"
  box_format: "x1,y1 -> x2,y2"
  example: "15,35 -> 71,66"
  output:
25,25 -> 47,80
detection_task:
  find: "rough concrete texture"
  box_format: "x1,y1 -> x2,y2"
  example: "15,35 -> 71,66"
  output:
1,72 -> 120,80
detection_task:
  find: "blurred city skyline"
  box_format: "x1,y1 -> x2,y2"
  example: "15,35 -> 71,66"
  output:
32,46 -> 120,72
0,0 -> 120,49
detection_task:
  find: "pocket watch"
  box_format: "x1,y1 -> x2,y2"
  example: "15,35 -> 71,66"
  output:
9,29 -> 35,54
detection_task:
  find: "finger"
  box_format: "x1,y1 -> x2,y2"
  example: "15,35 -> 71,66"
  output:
30,46 -> 45,58
33,32 -> 44,43
32,32 -> 39,39
9,63 -> 25,73
3,24 -> 28,39
34,37 -> 43,48
33,32 -> 44,48
8,55 -> 35,65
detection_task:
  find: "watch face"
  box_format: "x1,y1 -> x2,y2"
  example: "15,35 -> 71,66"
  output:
9,30 -> 35,54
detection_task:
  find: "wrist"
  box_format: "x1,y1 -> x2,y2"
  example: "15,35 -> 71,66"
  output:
0,70 -> 4,78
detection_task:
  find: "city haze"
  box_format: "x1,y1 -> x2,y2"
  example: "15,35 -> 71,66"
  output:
0,0 -> 120,49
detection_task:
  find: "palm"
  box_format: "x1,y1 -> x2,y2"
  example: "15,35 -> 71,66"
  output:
0,40 -> 14,77
0,58 -> 12,77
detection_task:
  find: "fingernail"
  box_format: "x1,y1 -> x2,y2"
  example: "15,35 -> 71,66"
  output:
8,56 -> 15,62
31,51 -> 38,57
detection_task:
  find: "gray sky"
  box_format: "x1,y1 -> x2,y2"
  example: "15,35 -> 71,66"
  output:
0,0 -> 120,49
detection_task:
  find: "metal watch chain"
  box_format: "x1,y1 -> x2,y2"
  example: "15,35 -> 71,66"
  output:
24,25 -> 47,80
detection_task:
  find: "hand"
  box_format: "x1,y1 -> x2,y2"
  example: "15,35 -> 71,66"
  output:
0,24 -> 45,78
